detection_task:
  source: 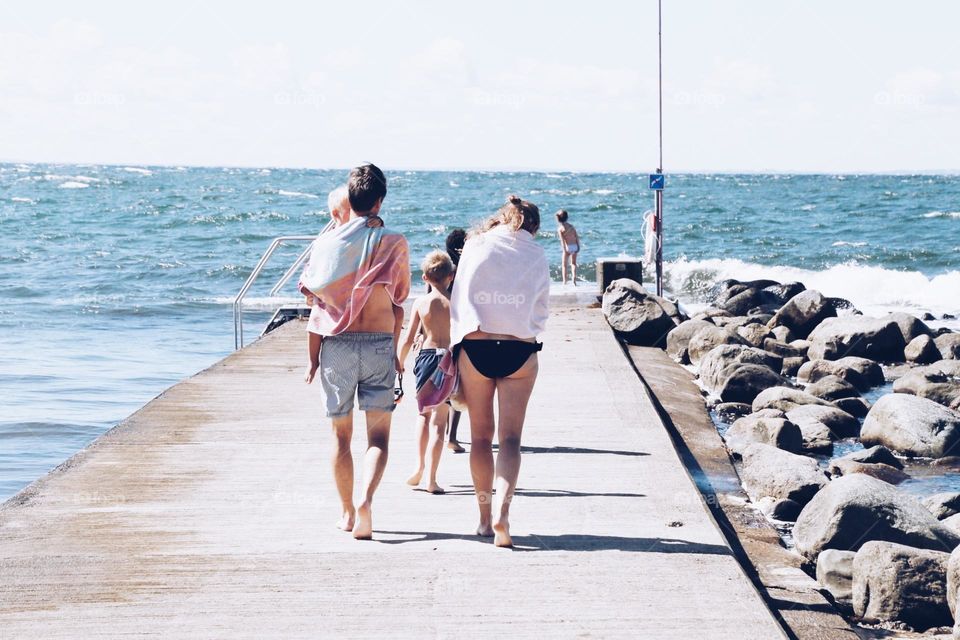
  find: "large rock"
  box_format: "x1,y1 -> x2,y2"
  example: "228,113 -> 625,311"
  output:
752,386 -> 833,413
805,375 -> 860,402
793,473 -> 960,559
797,357 -> 884,391
763,281 -> 806,305
687,326 -> 748,366
792,416 -> 834,453
766,289 -> 837,339
935,333 -> 960,360
762,338 -> 805,360
924,492 -> 960,520
827,458 -> 909,485
602,279 -> 680,347
893,364 -> 960,410
717,364 -> 791,404
726,412 -> 802,455
947,545 -> 960,618
665,320 -> 716,363
807,316 -> 906,362
861,393 -> 960,458
699,344 -> 782,393
739,443 -> 828,506
721,288 -> 762,316
904,334 -> 941,364
887,312 -> 933,343
787,404 -> 860,438
816,549 -> 856,602
735,323 -> 773,348
852,541 -> 951,629
834,396 -> 871,418
838,445 -> 904,469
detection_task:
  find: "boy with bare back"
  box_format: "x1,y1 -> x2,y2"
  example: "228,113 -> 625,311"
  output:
556,209 -> 581,285
397,251 -> 454,494
300,163 -> 410,540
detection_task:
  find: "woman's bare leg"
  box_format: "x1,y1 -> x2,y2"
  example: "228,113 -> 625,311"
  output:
406,413 -> 428,486
425,404 -> 449,493
458,350 -> 497,536
492,355 -> 539,547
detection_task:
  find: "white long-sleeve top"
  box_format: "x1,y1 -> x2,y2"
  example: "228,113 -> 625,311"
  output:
450,225 -> 550,346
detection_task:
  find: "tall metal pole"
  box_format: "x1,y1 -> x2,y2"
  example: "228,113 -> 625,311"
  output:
655,0 -> 664,296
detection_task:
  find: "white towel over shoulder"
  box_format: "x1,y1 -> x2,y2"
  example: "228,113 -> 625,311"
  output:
450,225 -> 550,346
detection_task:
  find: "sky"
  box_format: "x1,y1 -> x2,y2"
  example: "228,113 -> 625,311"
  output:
1,1 -> 959,173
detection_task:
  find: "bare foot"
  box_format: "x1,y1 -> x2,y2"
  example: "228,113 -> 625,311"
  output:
493,518 -> 512,548
336,509 -> 355,532
476,522 -> 494,537
304,363 -> 319,384
353,503 -> 373,540
447,440 -> 465,453
406,468 -> 423,487
426,484 -> 445,495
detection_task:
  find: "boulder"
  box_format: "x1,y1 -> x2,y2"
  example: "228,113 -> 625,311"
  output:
721,288 -> 762,316
838,445 -> 904,469
735,323 -> 773,348
789,339 -> 811,357
893,365 -> 960,409
786,404 -> 860,438
602,279 -> 680,347
827,297 -> 861,315
807,316 -> 906,362
816,549 -> 856,602
766,289 -> 837,339
949,546 -> 960,622
687,326 -> 748,366
756,496 -> 802,521
852,541 -> 951,629
861,393 -> 960,458
781,356 -> 805,377
770,325 -> 796,344
665,320 -> 716,363
717,364 -> 792,404
793,473 -> 960,559
935,333 -> 960,360
763,281 -> 806,305
797,357 -> 884,391
726,413 -> 802,455
834,396 -> 871,418
712,283 -> 749,307
923,493 -> 960,520
904,334 -> 941,364
690,308 -> 730,322
762,338 -> 805,359
739,443 -> 828,506
827,458 -> 909,485
943,513 -> 960,534
887,312 -> 933,343
713,402 -> 752,422
752,386 -> 834,413
805,375 -> 860,402
792,416 -> 834,453
698,344 -> 782,392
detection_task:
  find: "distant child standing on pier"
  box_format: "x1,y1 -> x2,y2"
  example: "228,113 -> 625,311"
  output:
299,163 -> 410,540
397,250 -> 455,494
556,209 -> 581,285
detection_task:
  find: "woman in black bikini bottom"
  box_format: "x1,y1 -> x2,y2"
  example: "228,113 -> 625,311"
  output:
458,340 -> 542,379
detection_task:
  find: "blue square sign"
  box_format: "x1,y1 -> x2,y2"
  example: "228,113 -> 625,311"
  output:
649,173 -> 665,190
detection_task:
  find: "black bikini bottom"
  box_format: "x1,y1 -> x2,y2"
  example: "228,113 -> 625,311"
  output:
458,339 -> 543,379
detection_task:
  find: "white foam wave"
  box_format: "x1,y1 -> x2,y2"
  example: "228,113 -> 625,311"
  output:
208,295 -> 302,310
277,190 -> 318,199
924,211 -> 960,219
594,189 -> 615,195
10,197 -> 36,203
831,241 -> 867,247
665,257 -> 960,318
800,204 -> 816,211
122,167 -> 153,176
59,181 -> 89,189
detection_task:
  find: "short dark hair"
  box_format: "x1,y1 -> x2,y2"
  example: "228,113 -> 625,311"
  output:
445,228 -> 467,265
348,163 -> 387,214
555,209 -> 569,223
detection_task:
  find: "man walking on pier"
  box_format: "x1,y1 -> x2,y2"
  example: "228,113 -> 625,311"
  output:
300,163 -> 410,539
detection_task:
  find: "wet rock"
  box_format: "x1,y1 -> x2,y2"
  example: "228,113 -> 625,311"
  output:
839,445 -> 904,469
834,396 -> 871,418
781,356 -> 805,377
793,473 -> 960,560
936,333 -> 960,360
904,334 -> 941,365
722,288 -> 763,316
945,313 -> 958,320
861,393 -> 960,458
887,312 -> 933,343
762,338 -> 805,359
726,413 -> 802,455
805,374 -> 860,402
827,297 -> 861,315
665,319 -> 716,363
712,283 -> 749,307
713,402 -> 752,422
923,493 -> 960,520
770,325 -> 796,344
602,280 -> 682,347
766,289 -> 838,339
922,312 -> 936,321
852,541 -> 951,629
698,344 -> 782,392
892,362 -> 960,409
752,386 -> 834,413
740,443 -> 828,506
717,364 -> 790,404
827,458 -> 909,485
797,357 -> 884,391
763,281 -> 806,305
807,316 -> 906,362
687,326 -> 749,366
817,549 -> 856,602
786,404 -> 860,438
756,496 -> 802,521
735,323 -> 773,348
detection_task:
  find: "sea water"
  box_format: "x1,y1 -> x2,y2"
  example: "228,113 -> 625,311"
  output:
1,164 -> 959,500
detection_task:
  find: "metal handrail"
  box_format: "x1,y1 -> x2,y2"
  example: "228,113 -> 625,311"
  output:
233,233 -> 320,349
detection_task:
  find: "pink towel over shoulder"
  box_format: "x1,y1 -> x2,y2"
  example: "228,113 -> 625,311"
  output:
300,217 -> 410,336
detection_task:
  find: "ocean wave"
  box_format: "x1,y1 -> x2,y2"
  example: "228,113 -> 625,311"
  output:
10,197 -> 36,204
277,189 -> 318,199
665,257 -> 960,317
59,181 -> 89,189
831,241 -> 867,247
924,211 -> 960,219
206,295 -> 302,310
122,167 -> 153,176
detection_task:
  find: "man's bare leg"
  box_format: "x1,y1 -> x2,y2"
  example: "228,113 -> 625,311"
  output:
491,357 -> 539,547
331,415 -> 355,531
571,254 -> 578,286
406,413 -> 428,486
447,410 -> 465,453
425,404 -> 449,494
560,251 -> 568,284
458,351 -> 497,536
353,409 -> 392,540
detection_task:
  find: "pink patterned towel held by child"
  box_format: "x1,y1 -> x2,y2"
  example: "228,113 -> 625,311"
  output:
300,216 -> 410,336
416,349 -> 459,414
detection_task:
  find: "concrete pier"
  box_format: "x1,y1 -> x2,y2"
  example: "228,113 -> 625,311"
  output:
0,300 -> 784,638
